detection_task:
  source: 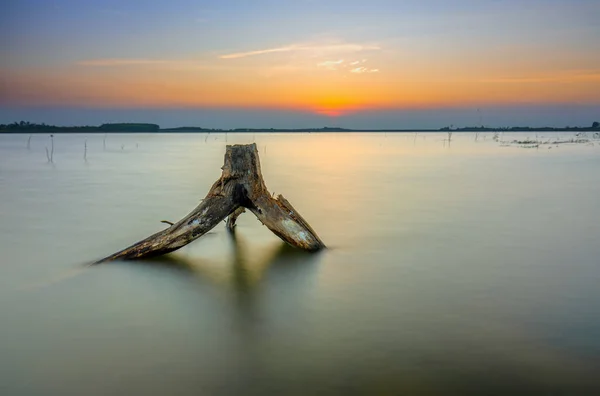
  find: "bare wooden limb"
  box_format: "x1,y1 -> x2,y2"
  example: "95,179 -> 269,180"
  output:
95,194 -> 237,263
94,143 -> 324,263
226,207 -> 246,232
250,194 -> 325,251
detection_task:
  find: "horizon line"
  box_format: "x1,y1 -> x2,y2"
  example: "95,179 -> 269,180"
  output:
2,121 -> 599,133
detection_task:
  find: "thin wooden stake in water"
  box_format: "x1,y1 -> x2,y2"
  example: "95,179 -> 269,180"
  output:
46,134 -> 54,163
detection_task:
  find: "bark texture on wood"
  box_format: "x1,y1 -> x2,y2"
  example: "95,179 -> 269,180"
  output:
95,143 -> 325,263
226,207 -> 246,232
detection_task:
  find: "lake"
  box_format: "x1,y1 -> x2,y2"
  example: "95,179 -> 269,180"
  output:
1,132 -> 599,395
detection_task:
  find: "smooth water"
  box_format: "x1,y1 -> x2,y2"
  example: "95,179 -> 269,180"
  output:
1,132 -> 599,395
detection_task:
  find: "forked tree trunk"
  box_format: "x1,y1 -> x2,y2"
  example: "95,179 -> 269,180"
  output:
94,143 -> 325,263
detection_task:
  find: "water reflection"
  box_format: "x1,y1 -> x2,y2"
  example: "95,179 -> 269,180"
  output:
135,231 -> 323,316
126,231 -> 325,370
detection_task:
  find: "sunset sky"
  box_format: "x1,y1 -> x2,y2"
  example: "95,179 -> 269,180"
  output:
1,0 -> 599,128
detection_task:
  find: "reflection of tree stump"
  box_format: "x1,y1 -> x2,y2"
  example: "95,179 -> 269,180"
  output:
95,143 -> 325,263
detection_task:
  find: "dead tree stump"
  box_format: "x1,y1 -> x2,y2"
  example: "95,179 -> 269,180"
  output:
94,143 -> 325,263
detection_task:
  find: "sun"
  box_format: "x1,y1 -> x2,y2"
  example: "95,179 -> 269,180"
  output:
310,96 -> 363,117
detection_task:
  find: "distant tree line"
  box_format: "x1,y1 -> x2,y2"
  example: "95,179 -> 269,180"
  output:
1,120 -> 599,133
160,126 -> 218,132
98,123 -> 159,132
440,122 -> 600,132
0,121 -> 96,132
0,121 -> 159,133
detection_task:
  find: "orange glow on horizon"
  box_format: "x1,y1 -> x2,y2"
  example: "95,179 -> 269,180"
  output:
315,108 -> 344,117
2,61 -> 600,112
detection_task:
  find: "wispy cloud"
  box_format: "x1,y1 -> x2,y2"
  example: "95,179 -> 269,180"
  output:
318,59 -> 345,66
316,58 -> 380,74
350,66 -> 379,74
221,43 -> 380,59
76,47 -> 383,76
220,46 -> 296,59
317,59 -> 345,70
76,58 -> 215,71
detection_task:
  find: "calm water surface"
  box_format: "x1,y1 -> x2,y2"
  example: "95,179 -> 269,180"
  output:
1,132 -> 599,395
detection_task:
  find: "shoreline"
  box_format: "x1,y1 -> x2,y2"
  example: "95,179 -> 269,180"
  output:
2,128 -> 600,134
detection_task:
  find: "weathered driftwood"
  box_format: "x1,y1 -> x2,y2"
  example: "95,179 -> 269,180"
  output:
95,143 -> 325,263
